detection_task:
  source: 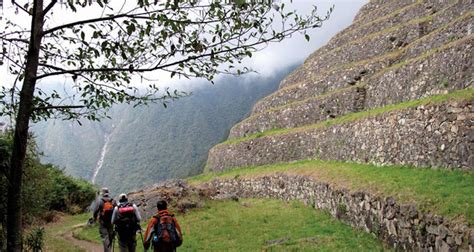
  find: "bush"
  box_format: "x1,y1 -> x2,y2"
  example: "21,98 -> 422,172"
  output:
24,227 -> 44,252
0,133 -> 97,250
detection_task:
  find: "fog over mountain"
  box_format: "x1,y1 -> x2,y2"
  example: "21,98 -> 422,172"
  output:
28,1 -> 367,193
32,66 -> 296,193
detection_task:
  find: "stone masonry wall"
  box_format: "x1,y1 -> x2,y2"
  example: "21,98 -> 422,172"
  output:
353,0 -> 417,25
205,174 -> 474,251
229,86 -> 363,138
279,2 -> 471,89
365,37 -> 474,109
252,13 -> 473,114
207,99 -> 473,171
231,37 -> 473,138
281,0 -> 429,88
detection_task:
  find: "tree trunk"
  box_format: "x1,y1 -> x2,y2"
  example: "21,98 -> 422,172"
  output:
7,1 -> 44,251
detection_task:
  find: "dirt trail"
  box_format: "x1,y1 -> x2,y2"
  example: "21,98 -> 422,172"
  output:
62,224 -> 102,252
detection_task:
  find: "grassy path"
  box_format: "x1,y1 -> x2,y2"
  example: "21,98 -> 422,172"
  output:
44,213 -> 101,252
73,199 -> 386,251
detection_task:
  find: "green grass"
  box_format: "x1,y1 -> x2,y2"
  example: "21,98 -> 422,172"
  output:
189,160 -> 474,224
44,213 -> 90,252
220,88 -> 474,145
74,199 -> 386,251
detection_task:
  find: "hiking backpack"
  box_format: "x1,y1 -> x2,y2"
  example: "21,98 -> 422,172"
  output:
100,199 -> 114,224
115,203 -> 138,239
152,215 -> 182,248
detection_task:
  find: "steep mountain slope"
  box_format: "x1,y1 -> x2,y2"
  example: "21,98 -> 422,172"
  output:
199,1 -> 473,250
33,68 -> 296,193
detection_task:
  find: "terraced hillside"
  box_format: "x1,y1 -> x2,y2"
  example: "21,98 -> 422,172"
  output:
199,0 -> 473,251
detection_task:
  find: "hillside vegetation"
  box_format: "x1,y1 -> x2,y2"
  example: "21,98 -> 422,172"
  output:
33,67 -> 296,194
0,134 -> 96,250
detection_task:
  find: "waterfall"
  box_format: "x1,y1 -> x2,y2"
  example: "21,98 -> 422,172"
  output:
91,129 -> 113,184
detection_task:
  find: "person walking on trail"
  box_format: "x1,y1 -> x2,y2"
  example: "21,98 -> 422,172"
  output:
92,187 -> 117,252
143,200 -> 183,252
112,193 -> 142,252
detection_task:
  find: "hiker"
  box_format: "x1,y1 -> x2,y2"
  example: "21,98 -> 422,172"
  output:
112,193 -> 142,252
92,187 -> 116,252
143,200 -> 183,252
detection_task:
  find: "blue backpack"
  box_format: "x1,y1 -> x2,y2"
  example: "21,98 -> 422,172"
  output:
152,215 -> 182,248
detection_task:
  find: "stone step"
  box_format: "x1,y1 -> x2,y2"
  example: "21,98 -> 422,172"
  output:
252,12 -> 473,114
207,90 -> 473,172
278,2 -> 471,90
365,36 -> 474,109
323,1 -> 425,54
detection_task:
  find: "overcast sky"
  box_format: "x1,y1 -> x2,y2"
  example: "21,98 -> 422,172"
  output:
0,0 -> 368,91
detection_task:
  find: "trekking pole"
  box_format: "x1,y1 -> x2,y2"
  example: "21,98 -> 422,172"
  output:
139,229 -> 146,251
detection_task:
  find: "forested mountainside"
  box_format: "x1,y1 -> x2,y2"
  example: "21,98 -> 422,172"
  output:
33,66 -> 296,194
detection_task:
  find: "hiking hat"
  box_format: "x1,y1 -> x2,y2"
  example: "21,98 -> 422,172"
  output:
119,193 -> 128,202
101,187 -> 109,195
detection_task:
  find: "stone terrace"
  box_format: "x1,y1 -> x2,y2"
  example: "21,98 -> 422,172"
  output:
203,1 -> 474,250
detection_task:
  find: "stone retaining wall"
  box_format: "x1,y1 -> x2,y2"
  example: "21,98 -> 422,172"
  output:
366,37 -> 474,109
281,1 -> 429,87
279,2 -> 471,89
207,99 -> 473,171
205,174 -> 474,251
353,0 -> 417,25
323,1 -> 426,53
252,14 -> 473,114
229,86 -> 362,138
233,37 -> 472,138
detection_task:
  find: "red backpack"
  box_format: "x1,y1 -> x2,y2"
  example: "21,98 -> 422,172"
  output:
115,203 -> 139,239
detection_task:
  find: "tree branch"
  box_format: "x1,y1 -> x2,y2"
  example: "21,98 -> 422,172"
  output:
32,105 -> 85,111
43,0 -> 58,17
11,0 -> 30,15
36,25 -> 305,80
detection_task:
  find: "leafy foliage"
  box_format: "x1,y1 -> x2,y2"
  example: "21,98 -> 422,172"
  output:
0,133 -> 96,250
24,227 -> 44,252
1,0 -> 330,122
